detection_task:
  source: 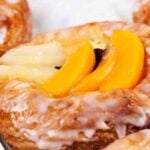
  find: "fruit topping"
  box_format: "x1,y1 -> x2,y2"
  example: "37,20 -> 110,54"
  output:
0,42 -> 66,83
99,30 -> 145,92
0,42 -> 65,67
0,65 -> 57,84
73,30 -> 144,93
72,47 -> 116,92
42,40 -> 95,97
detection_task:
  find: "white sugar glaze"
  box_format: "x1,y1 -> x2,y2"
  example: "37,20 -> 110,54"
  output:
0,81 -> 150,149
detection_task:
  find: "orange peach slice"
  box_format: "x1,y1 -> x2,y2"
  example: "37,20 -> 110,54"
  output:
72,48 -> 116,92
42,40 -> 95,97
99,30 -> 145,92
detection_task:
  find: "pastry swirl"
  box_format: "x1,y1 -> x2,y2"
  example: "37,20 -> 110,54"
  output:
0,0 -> 31,55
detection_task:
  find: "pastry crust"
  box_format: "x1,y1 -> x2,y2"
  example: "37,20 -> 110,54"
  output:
1,22 -> 150,150
133,0 -> 150,25
0,0 -> 31,55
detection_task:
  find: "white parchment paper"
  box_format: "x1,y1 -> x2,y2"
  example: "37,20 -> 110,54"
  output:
27,0 -> 137,34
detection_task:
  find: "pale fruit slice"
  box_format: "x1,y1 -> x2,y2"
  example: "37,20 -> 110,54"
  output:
99,30 -> 145,92
42,40 -> 95,97
0,42 -> 66,67
0,65 -> 58,84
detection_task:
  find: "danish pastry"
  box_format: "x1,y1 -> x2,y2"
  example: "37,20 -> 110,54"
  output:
0,22 -> 150,150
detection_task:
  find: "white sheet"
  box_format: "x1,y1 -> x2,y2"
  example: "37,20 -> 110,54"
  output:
27,0 -> 137,34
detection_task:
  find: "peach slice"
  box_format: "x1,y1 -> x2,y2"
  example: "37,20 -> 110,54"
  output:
72,48 -> 116,92
42,40 -> 95,97
99,30 -> 145,92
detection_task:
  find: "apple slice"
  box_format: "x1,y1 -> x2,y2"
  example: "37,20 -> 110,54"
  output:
0,42 -> 66,67
0,65 -> 58,84
42,40 -> 95,97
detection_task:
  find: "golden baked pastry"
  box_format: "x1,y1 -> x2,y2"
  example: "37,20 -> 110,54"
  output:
104,129 -> 150,150
134,0 -> 150,25
0,0 -> 31,55
0,22 -> 150,150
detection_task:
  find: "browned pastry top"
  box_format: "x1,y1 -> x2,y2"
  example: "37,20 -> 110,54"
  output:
134,0 -> 150,25
0,0 -> 31,55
